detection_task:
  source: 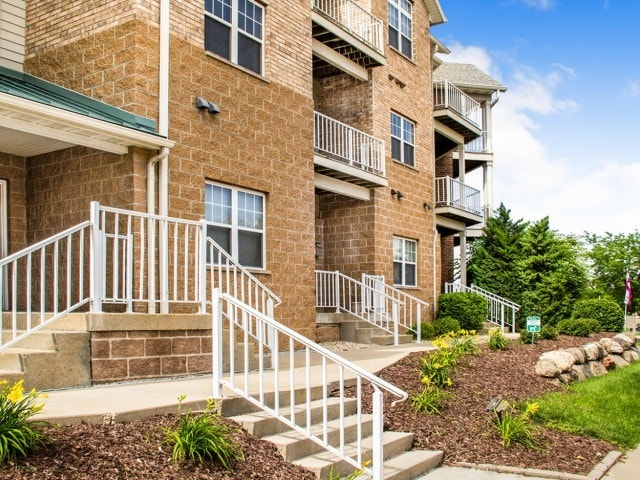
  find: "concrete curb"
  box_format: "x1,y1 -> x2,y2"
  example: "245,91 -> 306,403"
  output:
454,450 -> 622,480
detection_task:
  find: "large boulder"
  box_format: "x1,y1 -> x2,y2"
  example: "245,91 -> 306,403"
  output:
565,347 -> 586,364
612,333 -> 635,350
606,355 -> 630,369
582,343 -> 602,361
588,361 -> 608,377
571,364 -> 590,381
535,359 -> 562,378
539,350 -> 575,372
600,338 -> 624,354
622,350 -> 639,363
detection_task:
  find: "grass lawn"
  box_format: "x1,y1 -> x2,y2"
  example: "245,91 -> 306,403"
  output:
534,360 -> 640,449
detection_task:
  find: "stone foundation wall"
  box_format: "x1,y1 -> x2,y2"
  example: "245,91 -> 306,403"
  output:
535,333 -> 639,384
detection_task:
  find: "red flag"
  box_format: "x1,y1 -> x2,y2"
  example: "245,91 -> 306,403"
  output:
625,272 -> 633,306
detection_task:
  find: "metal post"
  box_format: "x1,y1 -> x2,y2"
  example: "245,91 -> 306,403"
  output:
267,298 -> 275,369
372,386 -> 384,480
89,201 -> 103,313
198,220 -> 208,314
416,307 -> 421,343
392,301 -> 399,345
334,271 -> 340,313
212,288 -> 223,398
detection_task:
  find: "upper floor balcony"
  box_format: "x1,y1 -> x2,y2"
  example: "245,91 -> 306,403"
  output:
314,111 -> 387,199
434,176 -> 483,228
433,80 -> 482,143
312,0 -> 386,82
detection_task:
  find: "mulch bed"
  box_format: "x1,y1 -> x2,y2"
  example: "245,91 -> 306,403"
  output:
362,334 -> 619,475
0,334 -> 622,478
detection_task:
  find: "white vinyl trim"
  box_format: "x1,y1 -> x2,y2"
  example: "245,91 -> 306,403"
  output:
0,179 -> 7,309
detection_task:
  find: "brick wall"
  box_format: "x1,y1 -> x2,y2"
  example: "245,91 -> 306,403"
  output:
436,152 -> 454,178
440,235 -> 454,286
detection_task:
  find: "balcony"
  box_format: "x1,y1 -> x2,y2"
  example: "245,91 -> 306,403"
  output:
435,176 -> 483,228
312,0 -> 386,81
433,80 -> 482,146
314,111 -> 387,199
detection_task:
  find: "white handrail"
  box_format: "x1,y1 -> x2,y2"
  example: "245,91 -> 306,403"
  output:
316,270 -> 403,343
435,176 -> 483,216
0,221 -> 92,350
212,289 -> 406,479
314,111 -> 386,177
362,274 -> 429,342
433,80 -> 481,128
444,282 -> 520,332
313,0 -> 384,53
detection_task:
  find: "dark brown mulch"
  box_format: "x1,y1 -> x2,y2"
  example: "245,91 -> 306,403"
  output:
0,414 -> 316,480
359,334 -> 618,475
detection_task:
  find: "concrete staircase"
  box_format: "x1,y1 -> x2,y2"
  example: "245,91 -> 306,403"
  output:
0,313 -> 90,390
230,387 -> 443,479
341,318 -> 413,346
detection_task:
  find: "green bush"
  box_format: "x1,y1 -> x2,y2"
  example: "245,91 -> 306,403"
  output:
571,298 -> 624,332
163,398 -> 244,468
432,316 -> 461,337
412,322 -> 436,340
539,324 -> 558,341
0,380 -> 49,463
519,329 -> 537,344
437,292 -> 488,332
488,328 -> 508,350
493,402 -> 542,450
556,318 -> 595,337
420,348 -> 457,388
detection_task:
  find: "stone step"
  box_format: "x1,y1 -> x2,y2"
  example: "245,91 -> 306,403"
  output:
0,347 -> 55,371
232,396 -> 358,438
263,413 -> 374,462
294,430 -> 414,478
360,450 -> 444,480
370,334 -> 414,346
1,330 -> 57,350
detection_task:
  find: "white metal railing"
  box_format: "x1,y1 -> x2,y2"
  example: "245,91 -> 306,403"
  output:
362,274 -> 429,342
314,111 -> 386,178
435,176 -> 483,216
444,282 -> 520,332
433,80 -> 481,128
315,270 -> 403,344
313,0 -> 384,54
212,289 -> 406,480
0,221 -> 92,350
465,131 -> 488,153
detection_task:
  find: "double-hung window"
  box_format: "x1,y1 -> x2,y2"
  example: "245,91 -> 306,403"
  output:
391,112 -> 415,167
205,183 -> 265,269
204,0 -> 264,75
393,236 -> 417,287
388,0 -> 412,59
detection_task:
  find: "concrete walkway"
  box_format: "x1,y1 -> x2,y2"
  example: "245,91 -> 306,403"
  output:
36,342 -> 636,480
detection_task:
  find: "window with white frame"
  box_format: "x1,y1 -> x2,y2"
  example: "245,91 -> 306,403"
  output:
388,0 -> 412,58
393,236 -> 416,287
390,112 -> 415,167
205,183 -> 265,268
204,0 -> 264,75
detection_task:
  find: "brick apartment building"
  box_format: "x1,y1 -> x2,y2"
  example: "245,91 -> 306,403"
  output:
0,0 -> 506,386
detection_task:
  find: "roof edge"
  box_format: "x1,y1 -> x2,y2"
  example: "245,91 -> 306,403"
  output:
424,0 -> 447,25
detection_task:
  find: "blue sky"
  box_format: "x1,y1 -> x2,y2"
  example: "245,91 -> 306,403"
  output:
434,0 -> 640,235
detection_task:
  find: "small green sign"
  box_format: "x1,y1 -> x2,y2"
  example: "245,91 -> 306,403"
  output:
526,316 -> 541,333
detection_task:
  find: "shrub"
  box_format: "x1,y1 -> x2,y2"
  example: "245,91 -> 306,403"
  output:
410,380 -> 451,415
0,380 -> 49,463
163,397 -> 244,468
493,402 -> 542,450
571,298 -> 624,332
538,324 -> 558,341
488,328 -> 508,350
420,348 -> 457,388
519,329 -> 537,344
556,318 -> 595,337
412,322 -> 436,341
437,292 -> 488,332
432,316 -> 460,337
441,330 -> 481,357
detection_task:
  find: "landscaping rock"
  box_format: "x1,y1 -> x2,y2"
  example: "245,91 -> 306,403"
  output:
582,343 -> 601,361
539,350 -> 575,371
571,364 -> 589,381
588,361 -> 607,377
622,350 -> 639,363
535,358 -> 562,378
557,371 -> 576,384
607,354 -> 630,369
599,338 -> 624,354
612,333 -> 634,350
601,356 -> 616,370
565,347 -> 585,364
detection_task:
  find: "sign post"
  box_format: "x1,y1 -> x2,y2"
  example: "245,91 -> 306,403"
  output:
526,316 -> 541,344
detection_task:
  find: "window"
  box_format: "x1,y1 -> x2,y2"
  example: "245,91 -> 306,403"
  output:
393,237 -> 416,287
390,112 -> 415,167
205,183 -> 265,268
388,0 -> 412,58
204,0 -> 264,75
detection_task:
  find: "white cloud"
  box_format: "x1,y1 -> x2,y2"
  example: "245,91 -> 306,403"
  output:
437,42 -> 497,78
627,79 -> 640,97
521,0 -> 555,10
444,42 -> 640,235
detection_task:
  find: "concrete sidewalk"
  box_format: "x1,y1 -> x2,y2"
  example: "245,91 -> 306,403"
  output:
35,342 -> 634,480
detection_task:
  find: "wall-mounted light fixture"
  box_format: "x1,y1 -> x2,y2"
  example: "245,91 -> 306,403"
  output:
196,96 -> 221,114
391,189 -> 405,199
423,202 -> 432,210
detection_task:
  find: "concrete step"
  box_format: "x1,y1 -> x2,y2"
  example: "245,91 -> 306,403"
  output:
360,450 -> 444,480
370,334 -> 414,346
232,396 -> 358,437
1,330 -> 57,350
263,413 -> 374,461
0,347 -> 56,371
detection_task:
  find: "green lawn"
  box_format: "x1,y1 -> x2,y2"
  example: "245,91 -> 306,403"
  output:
534,360 -> 640,449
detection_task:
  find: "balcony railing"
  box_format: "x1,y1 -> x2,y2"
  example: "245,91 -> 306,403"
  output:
313,0 -> 384,54
435,176 -> 483,216
433,80 -> 481,128
465,131 -> 489,153
314,111 -> 386,177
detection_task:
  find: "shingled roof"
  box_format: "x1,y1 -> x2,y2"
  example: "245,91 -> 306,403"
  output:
433,63 -> 507,92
